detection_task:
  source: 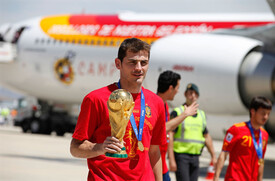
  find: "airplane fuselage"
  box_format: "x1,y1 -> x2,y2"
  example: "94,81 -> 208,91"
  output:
0,13 -> 274,118
0,13 -> 274,105
1,12 -> 275,138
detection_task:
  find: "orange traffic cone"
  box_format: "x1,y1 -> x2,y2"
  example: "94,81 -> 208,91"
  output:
205,161 -> 215,180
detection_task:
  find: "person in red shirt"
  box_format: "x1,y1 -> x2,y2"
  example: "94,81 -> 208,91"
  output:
70,38 -> 166,181
156,70 -> 198,181
214,96 -> 272,181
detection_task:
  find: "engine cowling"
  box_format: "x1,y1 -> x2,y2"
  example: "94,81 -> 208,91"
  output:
239,47 -> 275,139
148,33 -> 275,139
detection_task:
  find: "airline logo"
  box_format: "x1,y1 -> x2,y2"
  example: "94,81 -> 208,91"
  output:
40,14 -> 274,47
54,51 -> 75,85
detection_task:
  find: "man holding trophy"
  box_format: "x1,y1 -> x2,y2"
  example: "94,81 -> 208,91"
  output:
70,38 -> 167,181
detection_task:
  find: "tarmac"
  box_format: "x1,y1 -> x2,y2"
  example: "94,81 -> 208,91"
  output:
0,125 -> 275,181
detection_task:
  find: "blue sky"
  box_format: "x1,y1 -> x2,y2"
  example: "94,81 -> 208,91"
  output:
0,0 -> 272,25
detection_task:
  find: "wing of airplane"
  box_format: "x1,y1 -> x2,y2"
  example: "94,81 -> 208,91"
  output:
0,1 -> 275,139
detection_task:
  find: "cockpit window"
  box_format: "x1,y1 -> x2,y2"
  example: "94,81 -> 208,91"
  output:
11,27 -> 26,44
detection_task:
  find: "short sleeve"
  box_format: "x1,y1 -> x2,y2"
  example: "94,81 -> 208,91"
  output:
150,100 -> 166,146
222,126 -> 237,152
203,126 -> 208,135
72,95 -> 98,141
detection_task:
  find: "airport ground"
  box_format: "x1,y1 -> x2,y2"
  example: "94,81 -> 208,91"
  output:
0,124 -> 275,181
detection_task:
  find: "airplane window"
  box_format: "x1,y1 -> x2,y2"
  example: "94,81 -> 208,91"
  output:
103,40 -> 107,46
11,27 -> 26,44
78,40 -> 82,44
84,40 -> 88,45
35,39 -> 39,44
65,39 -> 69,44
116,40 -> 120,46
47,39 -> 51,44
110,40 -> 114,46
72,40 -> 75,44
53,39 -> 57,44
41,39 -> 44,44
90,40 -> 94,45
97,40 -> 101,45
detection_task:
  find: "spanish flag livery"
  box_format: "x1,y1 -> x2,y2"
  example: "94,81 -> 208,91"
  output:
1,10 -> 275,139
40,14 -> 274,47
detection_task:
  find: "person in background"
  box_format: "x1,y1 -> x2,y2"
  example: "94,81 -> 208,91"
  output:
70,38 -> 166,181
157,70 -> 198,181
0,107 -> 10,124
214,96 -> 272,181
168,83 -> 216,181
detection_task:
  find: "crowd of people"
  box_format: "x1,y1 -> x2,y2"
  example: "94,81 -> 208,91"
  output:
70,38 -> 272,181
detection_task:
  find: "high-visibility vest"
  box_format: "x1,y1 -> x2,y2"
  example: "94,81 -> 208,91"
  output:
1,108 -> 10,117
173,105 -> 206,155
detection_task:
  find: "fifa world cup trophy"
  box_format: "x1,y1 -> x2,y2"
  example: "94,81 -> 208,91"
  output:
106,89 -> 135,158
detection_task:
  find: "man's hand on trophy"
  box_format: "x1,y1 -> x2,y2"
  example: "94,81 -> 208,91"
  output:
102,136 -> 124,154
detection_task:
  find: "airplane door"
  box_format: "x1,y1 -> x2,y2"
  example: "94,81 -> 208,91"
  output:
0,42 -> 16,63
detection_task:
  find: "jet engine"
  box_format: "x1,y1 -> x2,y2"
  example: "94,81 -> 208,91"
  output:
149,33 -> 275,140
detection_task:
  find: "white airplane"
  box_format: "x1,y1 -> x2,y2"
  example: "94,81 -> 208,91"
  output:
0,0 -> 275,139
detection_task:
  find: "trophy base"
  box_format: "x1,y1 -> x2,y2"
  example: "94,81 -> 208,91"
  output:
105,147 -> 128,158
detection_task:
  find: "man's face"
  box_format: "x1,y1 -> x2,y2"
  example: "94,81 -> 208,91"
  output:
168,80 -> 180,101
116,50 -> 149,86
185,89 -> 198,105
251,107 -> 271,127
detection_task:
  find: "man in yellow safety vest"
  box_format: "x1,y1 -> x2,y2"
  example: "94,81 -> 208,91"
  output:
168,83 -> 216,181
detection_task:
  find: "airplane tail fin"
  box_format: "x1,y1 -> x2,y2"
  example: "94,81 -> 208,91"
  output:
0,42 -> 16,63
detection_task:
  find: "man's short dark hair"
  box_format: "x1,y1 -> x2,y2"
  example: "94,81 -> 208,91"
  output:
157,70 -> 181,93
249,96 -> 272,117
117,38 -> 151,62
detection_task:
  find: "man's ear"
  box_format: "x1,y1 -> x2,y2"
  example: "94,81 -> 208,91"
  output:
169,85 -> 174,92
250,109 -> 256,116
115,58 -> 121,69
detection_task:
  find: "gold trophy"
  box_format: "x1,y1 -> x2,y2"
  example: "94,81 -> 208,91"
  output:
106,89 -> 135,158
